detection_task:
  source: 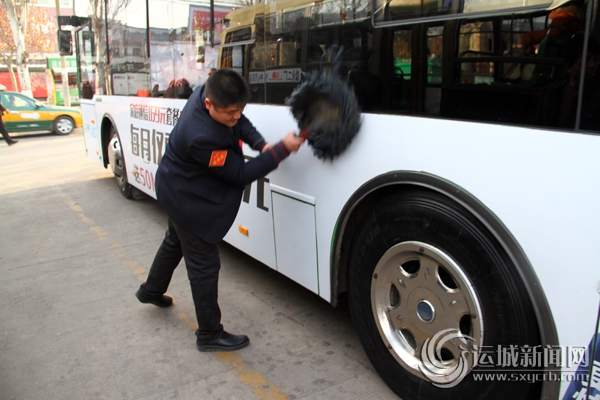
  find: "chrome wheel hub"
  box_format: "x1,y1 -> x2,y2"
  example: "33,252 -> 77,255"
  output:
371,241 -> 483,383
56,118 -> 73,134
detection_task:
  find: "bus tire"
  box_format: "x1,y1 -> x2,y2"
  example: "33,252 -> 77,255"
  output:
53,116 -> 75,135
347,189 -> 541,400
108,127 -> 133,199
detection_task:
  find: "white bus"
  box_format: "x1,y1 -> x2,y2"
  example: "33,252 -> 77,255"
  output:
79,0 -> 600,398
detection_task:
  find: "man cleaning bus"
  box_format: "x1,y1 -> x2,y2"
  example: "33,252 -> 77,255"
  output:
135,69 -> 306,351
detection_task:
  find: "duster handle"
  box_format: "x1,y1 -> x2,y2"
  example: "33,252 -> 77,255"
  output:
299,129 -> 310,139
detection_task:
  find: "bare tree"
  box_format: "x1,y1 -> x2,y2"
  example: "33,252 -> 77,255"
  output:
1,0 -> 35,96
0,3 -> 55,94
0,10 -> 17,91
87,0 -> 131,94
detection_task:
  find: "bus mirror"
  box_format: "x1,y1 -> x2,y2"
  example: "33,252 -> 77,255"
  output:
197,45 -> 205,63
57,30 -> 73,56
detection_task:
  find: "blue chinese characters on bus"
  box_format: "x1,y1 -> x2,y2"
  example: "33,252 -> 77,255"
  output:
562,333 -> 600,400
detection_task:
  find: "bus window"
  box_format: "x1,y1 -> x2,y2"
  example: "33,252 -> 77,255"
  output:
425,25 -> 443,114
224,28 -> 251,44
305,0 -> 377,109
248,15 -> 267,104
221,28 -> 251,77
265,9 -> 304,67
262,8 -> 306,104
250,12 -> 266,67
440,9 -> 580,126
427,26 -> 443,84
390,29 -> 412,111
457,21 -> 495,85
373,0 -> 551,25
232,0 -> 596,131
107,0 -> 150,95
499,16 -> 545,83
309,22 -> 379,110
148,1 -> 229,94
221,45 -> 244,76
308,0 -> 371,64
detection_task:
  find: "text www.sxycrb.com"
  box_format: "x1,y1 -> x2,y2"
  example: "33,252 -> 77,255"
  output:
473,372 -> 588,384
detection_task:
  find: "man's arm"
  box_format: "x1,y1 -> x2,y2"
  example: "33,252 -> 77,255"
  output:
237,115 -> 266,151
190,132 -> 305,187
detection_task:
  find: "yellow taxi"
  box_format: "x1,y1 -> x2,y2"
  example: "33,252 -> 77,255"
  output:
0,90 -> 83,135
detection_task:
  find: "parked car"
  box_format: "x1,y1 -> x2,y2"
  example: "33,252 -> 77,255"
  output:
0,90 -> 83,135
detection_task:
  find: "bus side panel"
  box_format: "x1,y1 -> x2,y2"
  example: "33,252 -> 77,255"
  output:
222,165 -> 278,271
93,95 -> 186,198
90,96 -> 305,277
239,103 -> 600,398
81,99 -> 103,166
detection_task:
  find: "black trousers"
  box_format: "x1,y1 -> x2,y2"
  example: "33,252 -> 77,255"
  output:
0,117 -> 15,144
140,217 -> 223,342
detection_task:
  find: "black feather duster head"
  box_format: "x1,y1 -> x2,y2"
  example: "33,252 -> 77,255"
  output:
286,49 -> 362,160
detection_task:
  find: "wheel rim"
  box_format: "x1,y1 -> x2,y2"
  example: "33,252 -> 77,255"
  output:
371,241 -> 483,383
56,118 -> 73,134
108,136 -> 125,184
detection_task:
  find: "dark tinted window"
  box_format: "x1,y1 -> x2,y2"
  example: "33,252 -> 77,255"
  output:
233,0 -> 599,133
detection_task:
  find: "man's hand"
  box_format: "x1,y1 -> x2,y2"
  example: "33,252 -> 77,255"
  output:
282,131 -> 306,153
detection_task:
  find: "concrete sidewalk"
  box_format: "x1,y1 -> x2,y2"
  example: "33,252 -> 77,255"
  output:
0,133 -> 398,399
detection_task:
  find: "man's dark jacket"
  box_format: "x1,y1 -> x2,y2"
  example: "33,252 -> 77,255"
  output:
156,86 -> 289,244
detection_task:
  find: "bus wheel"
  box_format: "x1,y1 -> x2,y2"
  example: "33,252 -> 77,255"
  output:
108,128 -> 133,199
347,190 -> 541,400
53,116 -> 75,135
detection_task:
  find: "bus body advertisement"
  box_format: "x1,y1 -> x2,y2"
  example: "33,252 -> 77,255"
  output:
79,0 -> 600,398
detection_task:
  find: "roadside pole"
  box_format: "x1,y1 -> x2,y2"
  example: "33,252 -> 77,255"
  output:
55,0 -> 71,107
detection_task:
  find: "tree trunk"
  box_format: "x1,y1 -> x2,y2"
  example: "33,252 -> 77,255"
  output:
7,51 -> 19,91
16,50 -> 32,97
5,0 -> 33,97
92,13 -> 107,94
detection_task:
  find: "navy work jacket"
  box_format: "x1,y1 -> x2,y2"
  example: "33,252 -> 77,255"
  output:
155,85 -> 289,244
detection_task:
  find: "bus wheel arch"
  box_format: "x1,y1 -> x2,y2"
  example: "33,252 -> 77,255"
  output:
100,116 -> 116,169
101,117 -> 134,199
332,171 -> 559,399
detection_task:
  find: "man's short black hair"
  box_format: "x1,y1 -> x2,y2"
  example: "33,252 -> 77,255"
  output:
205,69 -> 251,109
565,32 -> 600,66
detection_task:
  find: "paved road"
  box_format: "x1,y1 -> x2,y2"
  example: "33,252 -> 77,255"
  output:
0,131 -> 399,400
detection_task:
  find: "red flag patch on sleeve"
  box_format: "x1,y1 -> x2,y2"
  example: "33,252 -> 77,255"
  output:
208,150 -> 228,167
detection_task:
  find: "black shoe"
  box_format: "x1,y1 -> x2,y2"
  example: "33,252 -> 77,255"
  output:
196,331 -> 249,352
135,287 -> 173,307
7,139 -> 18,146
